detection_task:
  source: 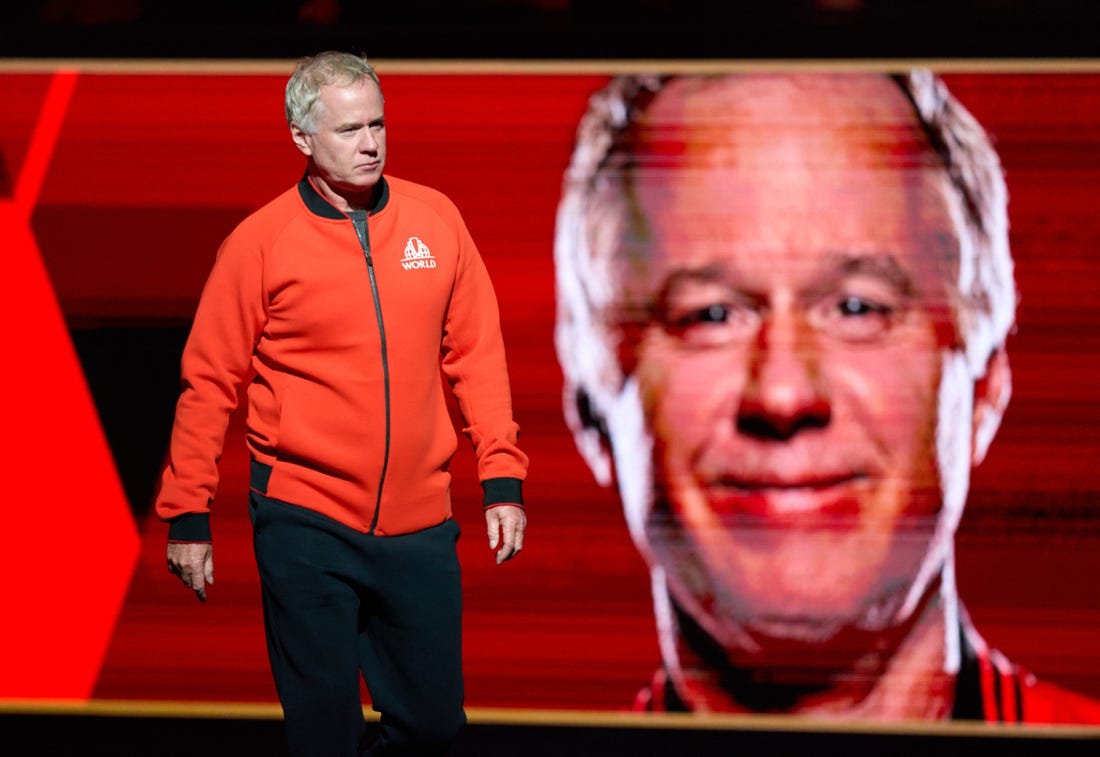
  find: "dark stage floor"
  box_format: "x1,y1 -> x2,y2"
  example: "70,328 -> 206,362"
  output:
3,705 -> 1099,757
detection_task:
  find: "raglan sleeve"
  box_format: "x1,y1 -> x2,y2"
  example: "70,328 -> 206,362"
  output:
439,205 -> 529,508
153,227 -> 267,540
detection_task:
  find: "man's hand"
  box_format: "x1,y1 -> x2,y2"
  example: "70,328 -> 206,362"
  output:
167,541 -> 214,602
485,505 -> 526,565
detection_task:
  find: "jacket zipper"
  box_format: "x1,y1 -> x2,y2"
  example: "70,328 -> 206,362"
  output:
351,212 -> 390,535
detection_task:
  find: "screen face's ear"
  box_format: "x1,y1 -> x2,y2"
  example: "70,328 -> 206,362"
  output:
565,385 -> 616,488
971,346 -> 1011,466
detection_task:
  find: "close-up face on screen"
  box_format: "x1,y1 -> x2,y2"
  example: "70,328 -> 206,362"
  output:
553,66 -> 1096,720
615,73 -> 980,653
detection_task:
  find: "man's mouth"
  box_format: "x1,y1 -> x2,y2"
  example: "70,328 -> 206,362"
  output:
702,472 -> 867,521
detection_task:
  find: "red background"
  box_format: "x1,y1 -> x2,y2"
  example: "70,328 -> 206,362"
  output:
2,63 -> 1099,719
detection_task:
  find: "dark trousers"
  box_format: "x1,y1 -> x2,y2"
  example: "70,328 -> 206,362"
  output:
250,489 -> 466,757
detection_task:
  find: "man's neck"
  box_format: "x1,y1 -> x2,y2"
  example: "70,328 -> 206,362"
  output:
308,173 -> 379,214
659,582 -> 957,720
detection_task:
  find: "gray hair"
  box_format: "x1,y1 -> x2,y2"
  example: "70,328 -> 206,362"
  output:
553,71 -> 1017,443
285,51 -> 381,133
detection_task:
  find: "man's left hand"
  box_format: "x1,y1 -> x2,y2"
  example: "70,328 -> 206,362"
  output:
485,504 -> 526,565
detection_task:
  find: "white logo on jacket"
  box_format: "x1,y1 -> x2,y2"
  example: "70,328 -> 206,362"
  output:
401,237 -> 437,269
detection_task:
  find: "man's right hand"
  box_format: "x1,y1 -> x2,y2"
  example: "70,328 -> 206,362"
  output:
167,541 -> 214,602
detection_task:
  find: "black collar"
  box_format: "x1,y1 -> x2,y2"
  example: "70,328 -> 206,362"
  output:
297,172 -> 390,219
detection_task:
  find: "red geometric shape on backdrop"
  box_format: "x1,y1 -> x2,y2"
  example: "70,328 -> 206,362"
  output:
0,73 -> 51,200
0,71 -> 139,700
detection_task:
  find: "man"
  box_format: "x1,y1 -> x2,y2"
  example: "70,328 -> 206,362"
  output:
553,70 -> 1100,723
156,51 -> 528,756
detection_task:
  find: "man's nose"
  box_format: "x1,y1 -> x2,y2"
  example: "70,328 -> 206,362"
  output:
736,310 -> 831,440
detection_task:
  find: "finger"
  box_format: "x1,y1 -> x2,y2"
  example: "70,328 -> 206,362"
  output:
512,520 -> 525,554
495,524 -> 518,564
187,570 -> 207,602
204,555 -> 215,586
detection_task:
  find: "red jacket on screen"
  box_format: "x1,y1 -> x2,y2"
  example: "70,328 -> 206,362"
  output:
155,175 -> 527,538
968,646 -> 1100,725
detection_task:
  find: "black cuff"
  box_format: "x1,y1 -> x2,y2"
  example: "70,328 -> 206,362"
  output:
482,477 -> 523,507
167,512 -> 212,542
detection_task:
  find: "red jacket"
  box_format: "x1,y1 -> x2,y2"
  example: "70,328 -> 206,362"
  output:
156,175 -> 527,538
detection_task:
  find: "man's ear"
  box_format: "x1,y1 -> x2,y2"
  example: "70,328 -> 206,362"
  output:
290,124 -> 312,157
972,346 -> 1011,466
567,387 -> 615,487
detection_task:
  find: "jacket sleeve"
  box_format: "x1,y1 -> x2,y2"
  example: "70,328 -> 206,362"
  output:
154,228 -> 267,537
439,210 -> 528,506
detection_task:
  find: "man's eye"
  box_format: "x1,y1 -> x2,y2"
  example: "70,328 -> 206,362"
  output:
814,295 -> 896,342
837,296 -> 892,318
673,303 -> 730,328
660,300 -> 758,348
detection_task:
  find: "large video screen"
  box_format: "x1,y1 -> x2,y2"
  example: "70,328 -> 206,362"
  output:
2,61 -> 1099,728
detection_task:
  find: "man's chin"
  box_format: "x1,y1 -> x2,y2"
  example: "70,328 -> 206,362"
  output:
707,613 -> 896,680
735,614 -> 851,648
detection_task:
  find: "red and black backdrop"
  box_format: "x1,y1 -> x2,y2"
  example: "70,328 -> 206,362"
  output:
2,62 -> 1099,739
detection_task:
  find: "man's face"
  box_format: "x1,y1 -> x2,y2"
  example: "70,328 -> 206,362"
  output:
292,77 -> 386,196
614,74 -> 976,656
